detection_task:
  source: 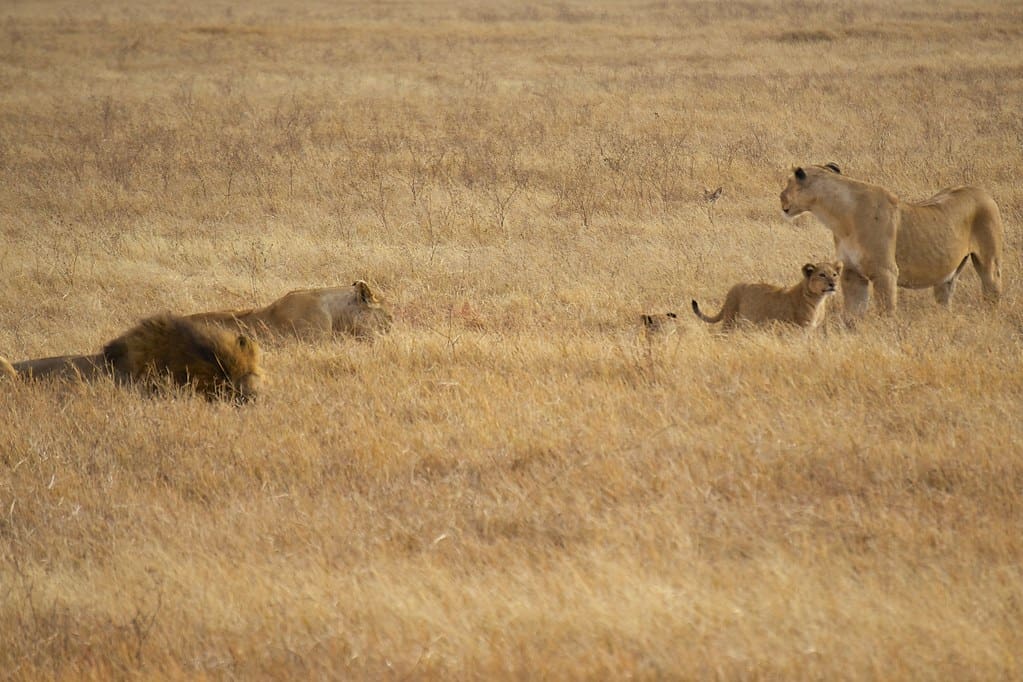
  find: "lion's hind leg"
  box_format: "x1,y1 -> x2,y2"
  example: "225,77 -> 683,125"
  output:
970,253 -> 1002,304
933,280 -> 956,306
934,256 -> 970,306
716,289 -> 743,329
970,198 -> 1004,304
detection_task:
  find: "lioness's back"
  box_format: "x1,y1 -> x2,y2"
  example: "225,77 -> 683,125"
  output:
190,282 -> 392,340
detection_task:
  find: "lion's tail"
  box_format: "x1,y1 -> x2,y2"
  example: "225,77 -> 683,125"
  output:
0,357 -> 16,380
691,300 -> 723,324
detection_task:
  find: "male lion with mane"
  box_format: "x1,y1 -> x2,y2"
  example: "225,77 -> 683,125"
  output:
1,314 -> 263,403
187,280 -> 392,341
692,261 -> 842,329
780,164 -> 1003,317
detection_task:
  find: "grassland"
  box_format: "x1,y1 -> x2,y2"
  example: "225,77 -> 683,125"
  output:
2,0 -> 1023,678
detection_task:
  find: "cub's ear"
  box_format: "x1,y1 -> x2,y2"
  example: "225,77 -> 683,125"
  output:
802,263 -> 816,278
833,261 -> 844,274
823,162 -> 841,174
794,167 -> 806,181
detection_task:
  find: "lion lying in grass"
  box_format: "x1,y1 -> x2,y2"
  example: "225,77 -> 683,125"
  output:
692,261 -> 842,329
1,314 -> 263,403
780,163 -> 1003,316
186,280 -> 392,341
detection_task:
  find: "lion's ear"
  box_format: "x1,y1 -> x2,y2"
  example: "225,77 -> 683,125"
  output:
794,167 -> 806,181
353,280 -> 373,304
802,263 -> 816,278
824,162 -> 841,174
833,261 -> 844,274
237,334 -> 249,349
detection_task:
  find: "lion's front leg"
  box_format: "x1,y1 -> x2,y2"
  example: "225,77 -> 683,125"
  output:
872,268 -> 899,314
841,267 -> 870,319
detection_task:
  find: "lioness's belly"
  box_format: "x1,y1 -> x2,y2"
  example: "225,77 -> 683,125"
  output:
897,260 -> 963,289
897,245 -> 966,288
838,234 -> 964,289
896,210 -> 965,290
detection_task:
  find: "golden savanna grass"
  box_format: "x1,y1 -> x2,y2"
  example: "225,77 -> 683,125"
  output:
2,0 -> 1023,678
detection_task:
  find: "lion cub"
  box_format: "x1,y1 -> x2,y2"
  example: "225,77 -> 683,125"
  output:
641,312 -> 678,338
692,261 -> 842,329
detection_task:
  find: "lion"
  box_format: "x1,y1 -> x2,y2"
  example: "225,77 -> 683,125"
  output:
1,357 -> 17,380
186,280 -> 392,341
641,312 -> 678,338
692,261 -> 843,329
780,163 -> 1003,316
1,314 -> 263,403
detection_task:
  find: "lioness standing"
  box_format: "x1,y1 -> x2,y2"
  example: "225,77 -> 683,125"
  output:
780,164 -> 1003,316
692,261 -> 842,329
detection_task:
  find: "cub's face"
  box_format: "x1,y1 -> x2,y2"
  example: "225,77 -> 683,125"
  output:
802,262 -> 843,296
641,312 -> 678,337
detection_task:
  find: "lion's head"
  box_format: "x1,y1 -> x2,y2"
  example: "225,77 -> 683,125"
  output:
345,280 -> 394,337
780,163 -> 842,219
103,315 -> 264,403
641,312 -> 678,337
802,261 -> 843,296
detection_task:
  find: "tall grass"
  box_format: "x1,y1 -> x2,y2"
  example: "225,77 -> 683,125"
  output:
2,0 -> 1022,678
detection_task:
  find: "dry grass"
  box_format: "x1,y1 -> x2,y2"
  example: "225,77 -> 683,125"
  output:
2,0 -> 1023,678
